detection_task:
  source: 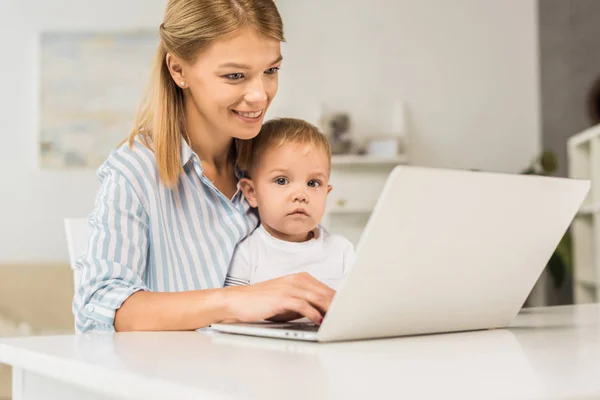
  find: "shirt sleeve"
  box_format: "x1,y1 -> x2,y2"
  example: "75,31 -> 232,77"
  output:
223,241 -> 252,287
72,165 -> 149,333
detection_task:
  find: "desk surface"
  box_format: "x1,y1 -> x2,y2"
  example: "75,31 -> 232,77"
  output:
1,304 -> 600,400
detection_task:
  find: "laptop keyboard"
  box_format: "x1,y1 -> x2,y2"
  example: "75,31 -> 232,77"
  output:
271,323 -> 320,332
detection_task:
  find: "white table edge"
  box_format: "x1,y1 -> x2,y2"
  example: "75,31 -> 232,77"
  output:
0,340 -> 235,400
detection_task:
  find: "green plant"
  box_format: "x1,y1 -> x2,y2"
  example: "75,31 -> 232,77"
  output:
521,150 -> 572,288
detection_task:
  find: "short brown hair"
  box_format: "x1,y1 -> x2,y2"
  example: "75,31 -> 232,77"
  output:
236,117 -> 331,174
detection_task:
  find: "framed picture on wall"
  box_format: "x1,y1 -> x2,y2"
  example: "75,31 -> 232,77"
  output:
38,30 -> 158,169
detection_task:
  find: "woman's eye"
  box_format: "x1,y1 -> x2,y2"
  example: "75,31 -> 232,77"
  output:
224,73 -> 244,80
275,177 -> 289,185
265,67 -> 280,75
308,180 -> 321,188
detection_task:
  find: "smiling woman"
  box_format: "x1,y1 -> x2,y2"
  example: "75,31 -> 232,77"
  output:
161,27 -> 282,198
72,0 -> 336,333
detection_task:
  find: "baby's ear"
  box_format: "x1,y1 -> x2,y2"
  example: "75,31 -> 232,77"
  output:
239,178 -> 258,208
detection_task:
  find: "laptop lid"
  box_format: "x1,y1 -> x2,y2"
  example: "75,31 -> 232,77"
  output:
317,166 -> 589,342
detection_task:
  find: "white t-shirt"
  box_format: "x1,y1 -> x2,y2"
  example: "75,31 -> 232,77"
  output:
224,225 -> 354,290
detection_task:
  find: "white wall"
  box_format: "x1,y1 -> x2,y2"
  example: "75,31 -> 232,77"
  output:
272,0 -> 541,170
0,0 -> 168,262
0,0 -> 540,262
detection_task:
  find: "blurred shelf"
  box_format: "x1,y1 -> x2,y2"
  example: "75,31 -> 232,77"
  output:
568,124 -> 600,148
569,123 -> 600,304
577,277 -> 598,287
577,203 -> 600,215
331,154 -> 408,166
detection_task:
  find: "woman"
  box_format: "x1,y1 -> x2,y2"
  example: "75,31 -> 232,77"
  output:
73,0 -> 334,333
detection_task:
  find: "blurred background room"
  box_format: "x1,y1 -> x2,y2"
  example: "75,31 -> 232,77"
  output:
1,0 -> 600,397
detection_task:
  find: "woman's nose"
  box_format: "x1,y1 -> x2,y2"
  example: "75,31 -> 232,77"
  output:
244,78 -> 268,104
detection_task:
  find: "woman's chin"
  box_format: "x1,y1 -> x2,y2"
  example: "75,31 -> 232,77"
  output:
231,124 -> 262,140
234,132 -> 260,141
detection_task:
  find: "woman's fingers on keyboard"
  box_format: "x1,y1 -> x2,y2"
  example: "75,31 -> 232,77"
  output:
283,298 -> 323,325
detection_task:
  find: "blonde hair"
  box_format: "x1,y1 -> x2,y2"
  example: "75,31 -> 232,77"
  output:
237,117 -> 331,175
126,0 -> 285,187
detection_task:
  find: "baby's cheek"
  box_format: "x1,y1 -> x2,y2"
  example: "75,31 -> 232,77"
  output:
317,192 -> 329,207
262,200 -> 286,224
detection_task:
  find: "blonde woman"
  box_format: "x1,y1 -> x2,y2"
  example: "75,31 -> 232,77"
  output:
73,0 -> 334,333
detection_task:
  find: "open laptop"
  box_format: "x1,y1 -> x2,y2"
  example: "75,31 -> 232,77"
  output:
209,165 -> 590,342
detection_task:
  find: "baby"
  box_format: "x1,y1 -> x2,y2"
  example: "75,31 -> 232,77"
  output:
224,117 -> 354,290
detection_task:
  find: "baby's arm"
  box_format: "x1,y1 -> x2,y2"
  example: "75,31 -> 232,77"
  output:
223,242 -> 252,287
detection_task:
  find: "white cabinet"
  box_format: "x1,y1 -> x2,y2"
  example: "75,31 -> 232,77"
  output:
323,155 -> 408,246
568,123 -> 600,303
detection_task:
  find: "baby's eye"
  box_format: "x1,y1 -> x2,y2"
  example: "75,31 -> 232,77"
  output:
275,177 -> 289,185
307,180 -> 321,188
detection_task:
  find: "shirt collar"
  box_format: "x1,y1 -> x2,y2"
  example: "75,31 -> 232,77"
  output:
180,137 -> 195,167
180,136 -> 246,179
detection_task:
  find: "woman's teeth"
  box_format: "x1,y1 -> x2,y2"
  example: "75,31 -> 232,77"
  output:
234,110 -> 262,118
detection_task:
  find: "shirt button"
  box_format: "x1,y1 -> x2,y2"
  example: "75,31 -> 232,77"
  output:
86,304 -> 95,313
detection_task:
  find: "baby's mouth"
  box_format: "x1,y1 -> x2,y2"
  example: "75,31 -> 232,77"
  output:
289,208 -> 309,217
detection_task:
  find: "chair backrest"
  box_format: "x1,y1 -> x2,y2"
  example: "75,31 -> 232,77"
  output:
64,218 -> 91,292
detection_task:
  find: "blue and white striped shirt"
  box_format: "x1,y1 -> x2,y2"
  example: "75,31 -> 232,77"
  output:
72,137 -> 259,333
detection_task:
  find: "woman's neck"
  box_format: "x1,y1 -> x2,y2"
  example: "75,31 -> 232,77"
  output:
184,98 -> 233,170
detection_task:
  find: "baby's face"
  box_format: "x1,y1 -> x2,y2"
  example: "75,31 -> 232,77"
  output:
243,142 -> 331,242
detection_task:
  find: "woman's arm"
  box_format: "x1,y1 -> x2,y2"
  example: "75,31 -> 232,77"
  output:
73,166 -> 150,333
75,163 -> 333,332
115,272 -> 334,331
114,289 -> 228,331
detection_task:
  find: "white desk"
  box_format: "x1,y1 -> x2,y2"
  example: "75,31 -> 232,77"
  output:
1,304 -> 599,400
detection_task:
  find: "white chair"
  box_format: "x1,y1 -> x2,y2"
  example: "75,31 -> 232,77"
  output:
64,218 -> 92,292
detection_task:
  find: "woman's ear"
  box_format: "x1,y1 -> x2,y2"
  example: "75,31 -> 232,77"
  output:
327,185 -> 333,194
239,178 -> 258,208
165,53 -> 186,88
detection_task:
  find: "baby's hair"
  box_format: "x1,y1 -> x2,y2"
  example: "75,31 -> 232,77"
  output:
236,117 -> 331,174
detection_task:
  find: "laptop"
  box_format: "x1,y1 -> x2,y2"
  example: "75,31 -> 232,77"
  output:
209,165 -> 590,342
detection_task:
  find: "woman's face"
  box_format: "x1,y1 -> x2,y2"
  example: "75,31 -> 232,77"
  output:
168,28 -> 282,141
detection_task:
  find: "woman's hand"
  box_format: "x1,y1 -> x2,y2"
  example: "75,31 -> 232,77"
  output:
223,272 -> 335,325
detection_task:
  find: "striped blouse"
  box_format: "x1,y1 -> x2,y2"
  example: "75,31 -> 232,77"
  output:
72,137 -> 259,333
